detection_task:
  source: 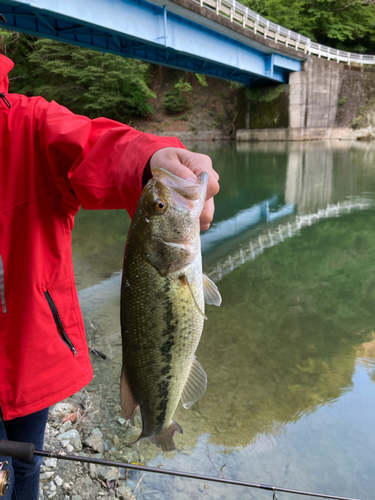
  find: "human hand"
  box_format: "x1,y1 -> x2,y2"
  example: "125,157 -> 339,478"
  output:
149,147 -> 219,231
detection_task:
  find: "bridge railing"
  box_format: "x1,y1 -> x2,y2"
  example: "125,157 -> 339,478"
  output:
193,0 -> 375,65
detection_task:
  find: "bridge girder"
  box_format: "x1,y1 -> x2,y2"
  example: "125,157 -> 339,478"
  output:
0,0 -> 301,85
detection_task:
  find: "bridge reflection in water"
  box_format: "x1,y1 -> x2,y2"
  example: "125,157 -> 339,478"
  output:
204,141 -> 375,282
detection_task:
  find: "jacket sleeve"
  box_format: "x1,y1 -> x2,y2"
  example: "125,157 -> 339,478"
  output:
36,99 -> 186,217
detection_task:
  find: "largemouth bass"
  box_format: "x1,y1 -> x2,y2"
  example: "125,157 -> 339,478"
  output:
120,167 -> 221,451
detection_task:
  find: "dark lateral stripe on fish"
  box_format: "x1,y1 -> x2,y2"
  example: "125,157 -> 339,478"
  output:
157,379 -> 170,427
156,278 -> 185,428
156,280 -> 177,427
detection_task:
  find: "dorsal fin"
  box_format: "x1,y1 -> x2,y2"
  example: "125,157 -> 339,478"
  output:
181,356 -> 207,409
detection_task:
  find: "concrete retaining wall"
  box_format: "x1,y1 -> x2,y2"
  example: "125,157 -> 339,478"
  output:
237,55 -> 348,141
236,127 -> 352,141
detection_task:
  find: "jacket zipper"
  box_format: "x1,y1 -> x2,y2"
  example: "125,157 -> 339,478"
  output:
44,290 -> 77,356
0,93 -> 11,109
0,256 -> 6,314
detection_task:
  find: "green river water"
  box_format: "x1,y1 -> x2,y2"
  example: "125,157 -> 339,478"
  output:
72,140 -> 375,500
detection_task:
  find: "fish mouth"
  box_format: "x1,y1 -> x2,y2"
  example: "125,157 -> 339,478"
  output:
152,168 -> 208,212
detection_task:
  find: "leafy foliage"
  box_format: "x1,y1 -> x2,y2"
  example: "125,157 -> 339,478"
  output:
241,0 -> 375,53
0,33 -> 155,120
163,89 -> 189,113
163,74 -> 194,114
174,76 -> 193,93
195,73 -> 208,86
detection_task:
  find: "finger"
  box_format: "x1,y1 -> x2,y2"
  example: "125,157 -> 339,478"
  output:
173,151 -> 219,200
176,150 -> 219,182
150,151 -> 198,181
200,198 -> 215,231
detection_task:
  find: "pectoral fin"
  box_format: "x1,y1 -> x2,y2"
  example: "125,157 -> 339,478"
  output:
120,369 -> 138,420
181,356 -> 207,409
203,274 -> 222,306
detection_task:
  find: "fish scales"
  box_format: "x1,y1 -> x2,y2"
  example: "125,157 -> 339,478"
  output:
120,167 -> 221,451
122,249 -> 204,437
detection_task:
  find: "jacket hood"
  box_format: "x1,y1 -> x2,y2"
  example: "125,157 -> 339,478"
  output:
0,55 -> 14,94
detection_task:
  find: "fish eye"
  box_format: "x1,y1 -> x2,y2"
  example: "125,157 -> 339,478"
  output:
153,198 -> 168,213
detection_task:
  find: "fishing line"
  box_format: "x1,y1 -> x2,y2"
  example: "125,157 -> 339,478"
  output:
0,440 -> 361,500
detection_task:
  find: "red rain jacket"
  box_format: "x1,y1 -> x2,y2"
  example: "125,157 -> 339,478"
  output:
0,55 -> 184,420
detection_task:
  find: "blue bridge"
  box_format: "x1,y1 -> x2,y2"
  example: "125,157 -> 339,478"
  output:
0,0 -> 304,85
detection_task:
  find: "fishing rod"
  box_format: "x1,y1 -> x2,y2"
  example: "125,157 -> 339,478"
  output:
0,440 -> 361,500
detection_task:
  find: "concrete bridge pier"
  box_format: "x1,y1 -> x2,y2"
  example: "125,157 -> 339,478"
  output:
288,56 -> 345,138
237,56 -> 351,141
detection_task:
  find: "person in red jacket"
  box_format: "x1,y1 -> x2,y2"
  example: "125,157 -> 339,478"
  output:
0,53 -> 219,500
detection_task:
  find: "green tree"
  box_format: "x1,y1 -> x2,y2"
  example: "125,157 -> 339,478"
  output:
0,32 -> 156,120
242,0 -> 375,53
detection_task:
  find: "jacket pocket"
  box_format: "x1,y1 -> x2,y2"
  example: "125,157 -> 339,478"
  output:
44,289 -> 78,356
0,255 -> 6,314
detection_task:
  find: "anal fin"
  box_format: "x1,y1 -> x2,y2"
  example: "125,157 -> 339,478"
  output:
181,356 -> 207,409
120,369 -> 138,420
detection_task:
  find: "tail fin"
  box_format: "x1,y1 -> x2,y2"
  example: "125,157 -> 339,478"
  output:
151,421 -> 183,452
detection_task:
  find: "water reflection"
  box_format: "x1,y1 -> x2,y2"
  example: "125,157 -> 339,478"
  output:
73,140 -> 375,500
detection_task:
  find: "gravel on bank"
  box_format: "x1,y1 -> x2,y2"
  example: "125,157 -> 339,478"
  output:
38,395 -> 144,500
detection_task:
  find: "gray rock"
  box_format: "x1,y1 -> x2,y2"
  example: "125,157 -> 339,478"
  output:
71,496 -> 83,500
63,483 -> 71,491
84,434 -> 104,453
66,444 -> 74,453
40,471 -> 55,481
61,439 -> 70,448
50,403 -> 74,418
91,427 -> 103,437
97,466 -> 120,481
58,429 -> 82,450
48,481 -> 56,491
61,420 -> 72,431
116,485 -> 132,499
117,417 -> 126,425
45,458 -> 58,468
54,475 -> 63,486
74,476 -> 96,500
47,492 -> 57,499
89,463 -> 97,479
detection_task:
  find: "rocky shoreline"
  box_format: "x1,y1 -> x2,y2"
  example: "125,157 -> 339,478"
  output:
38,395 -> 145,500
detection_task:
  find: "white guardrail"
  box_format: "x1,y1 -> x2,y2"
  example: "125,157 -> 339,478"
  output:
191,0 -> 375,65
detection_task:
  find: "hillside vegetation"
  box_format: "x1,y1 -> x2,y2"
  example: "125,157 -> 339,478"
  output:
0,31 -> 238,134
1,0 -> 375,133
242,0 -> 375,54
